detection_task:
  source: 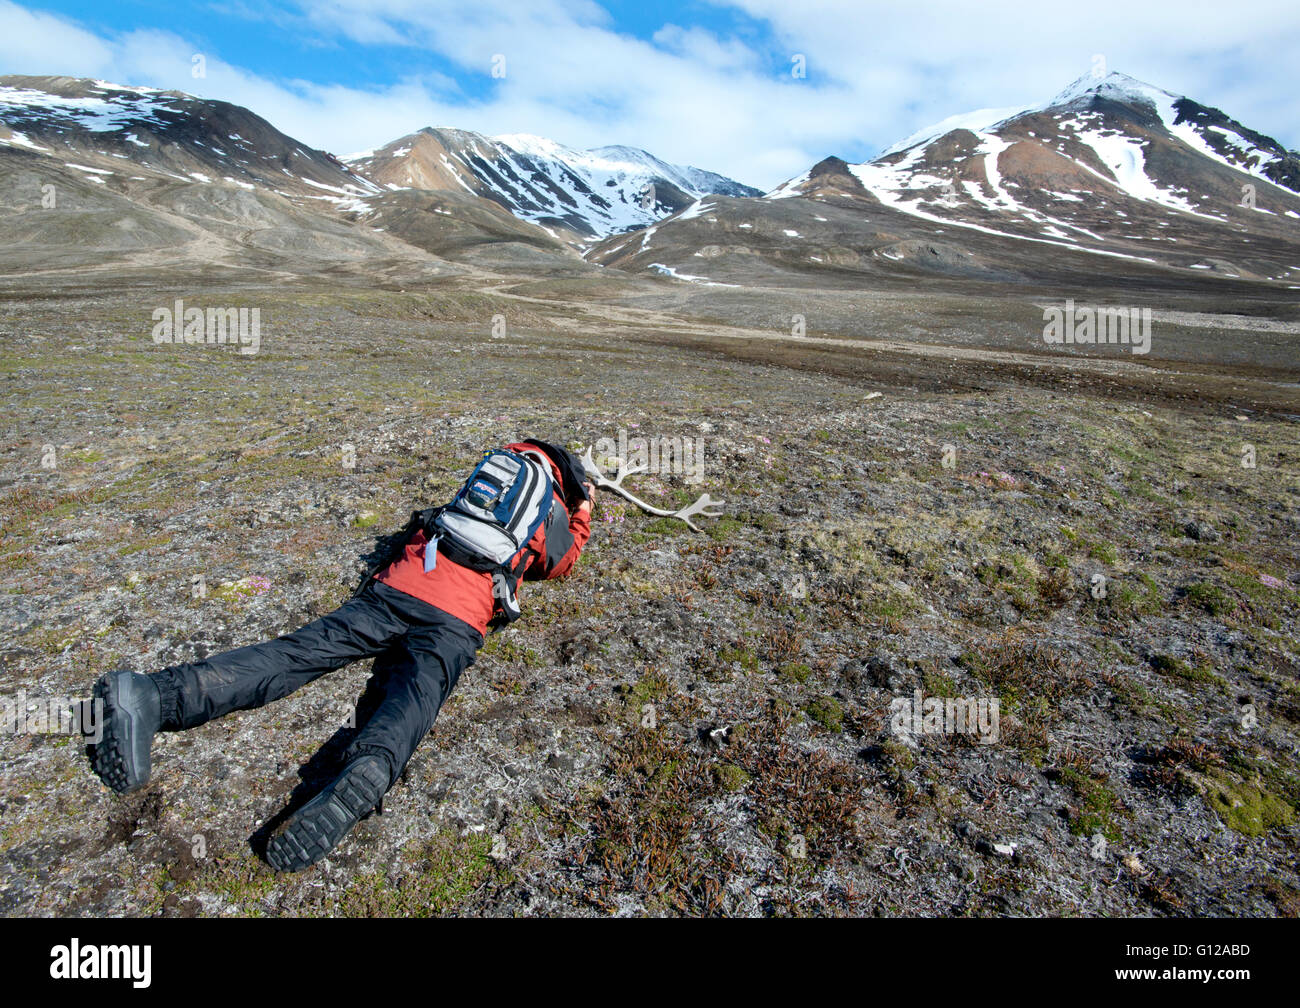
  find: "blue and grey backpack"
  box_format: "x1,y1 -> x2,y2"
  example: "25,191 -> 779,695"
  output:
423,449 -> 554,623
354,444 -> 585,626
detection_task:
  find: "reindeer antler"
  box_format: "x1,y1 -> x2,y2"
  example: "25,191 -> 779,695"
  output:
580,445 -> 725,533
674,493 -> 725,527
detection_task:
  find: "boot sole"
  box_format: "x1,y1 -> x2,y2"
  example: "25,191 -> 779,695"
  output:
89,670 -> 155,793
265,757 -> 389,872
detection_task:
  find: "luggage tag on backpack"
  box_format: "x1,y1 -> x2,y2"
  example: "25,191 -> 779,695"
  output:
424,530 -> 441,573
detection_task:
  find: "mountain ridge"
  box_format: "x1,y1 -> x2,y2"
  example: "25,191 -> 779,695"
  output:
4,70 -> 1299,292
588,71 -> 1300,289
345,125 -> 760,239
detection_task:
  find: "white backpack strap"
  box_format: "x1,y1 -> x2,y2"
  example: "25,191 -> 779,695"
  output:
520,449 -> 553,484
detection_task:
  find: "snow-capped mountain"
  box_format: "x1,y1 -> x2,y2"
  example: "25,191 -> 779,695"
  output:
1049,73 -> 1299,192
345,127 -> 760,238
7,71 -> 1298,291
0,74 -> 380,207
0,74 -> 757,273
765,72 -> 1300,268
0,75 -> 570,278
591,72 -> 1300,288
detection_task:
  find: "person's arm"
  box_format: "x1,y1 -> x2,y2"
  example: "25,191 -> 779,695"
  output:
542,484 -> 593,580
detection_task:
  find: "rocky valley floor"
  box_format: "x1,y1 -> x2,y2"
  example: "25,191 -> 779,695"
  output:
1,275 -> 1298,916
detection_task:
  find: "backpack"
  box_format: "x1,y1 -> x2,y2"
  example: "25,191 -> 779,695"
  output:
426,448 -> 553,613
354,448 -> 559,626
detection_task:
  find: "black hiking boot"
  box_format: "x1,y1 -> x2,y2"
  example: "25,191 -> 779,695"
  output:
264,754 -> 390,872
88,669 -> 162,793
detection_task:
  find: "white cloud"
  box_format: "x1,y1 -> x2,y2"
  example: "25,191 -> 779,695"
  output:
1,0 -> 1297,190
0,1 -> 114,73
723,0 -> 1300,164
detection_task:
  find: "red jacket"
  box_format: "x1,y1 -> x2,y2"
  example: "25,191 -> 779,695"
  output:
377,444 -> 591,636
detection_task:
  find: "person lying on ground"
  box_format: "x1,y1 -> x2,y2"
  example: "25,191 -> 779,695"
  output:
85,438 -> 594,871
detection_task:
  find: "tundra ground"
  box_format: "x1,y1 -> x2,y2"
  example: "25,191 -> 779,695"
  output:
1,273 -> 1297,916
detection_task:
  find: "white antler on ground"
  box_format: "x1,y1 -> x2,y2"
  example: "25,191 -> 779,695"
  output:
580,446 -> 725,532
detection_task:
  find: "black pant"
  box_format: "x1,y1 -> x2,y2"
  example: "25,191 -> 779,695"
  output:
149,582 -> 483,790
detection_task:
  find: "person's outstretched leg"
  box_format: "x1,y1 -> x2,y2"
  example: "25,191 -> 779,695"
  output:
88,582 -> 414,793
342,608 -> 482,787
150,582 -> 416,731
264,603 -> 482,871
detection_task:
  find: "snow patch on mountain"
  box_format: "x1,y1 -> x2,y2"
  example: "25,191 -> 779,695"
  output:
1060,114 -> 1223,221
765,170 -> 809,199
0,128 -> 50,152
846,144 -> 1160,265
881,104 -> 1027,157
648,262 -> 736,285
675,199 -> 717,221
490,135 -> 756,234
1049,72 -> 1173,109
1054,73 -> 1293,193
0,84 -> 172,132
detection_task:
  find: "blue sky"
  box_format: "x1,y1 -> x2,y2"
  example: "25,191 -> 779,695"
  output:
3,0 -> 1298,189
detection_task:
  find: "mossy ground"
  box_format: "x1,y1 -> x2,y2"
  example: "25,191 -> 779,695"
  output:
1,280 -> 1297,916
